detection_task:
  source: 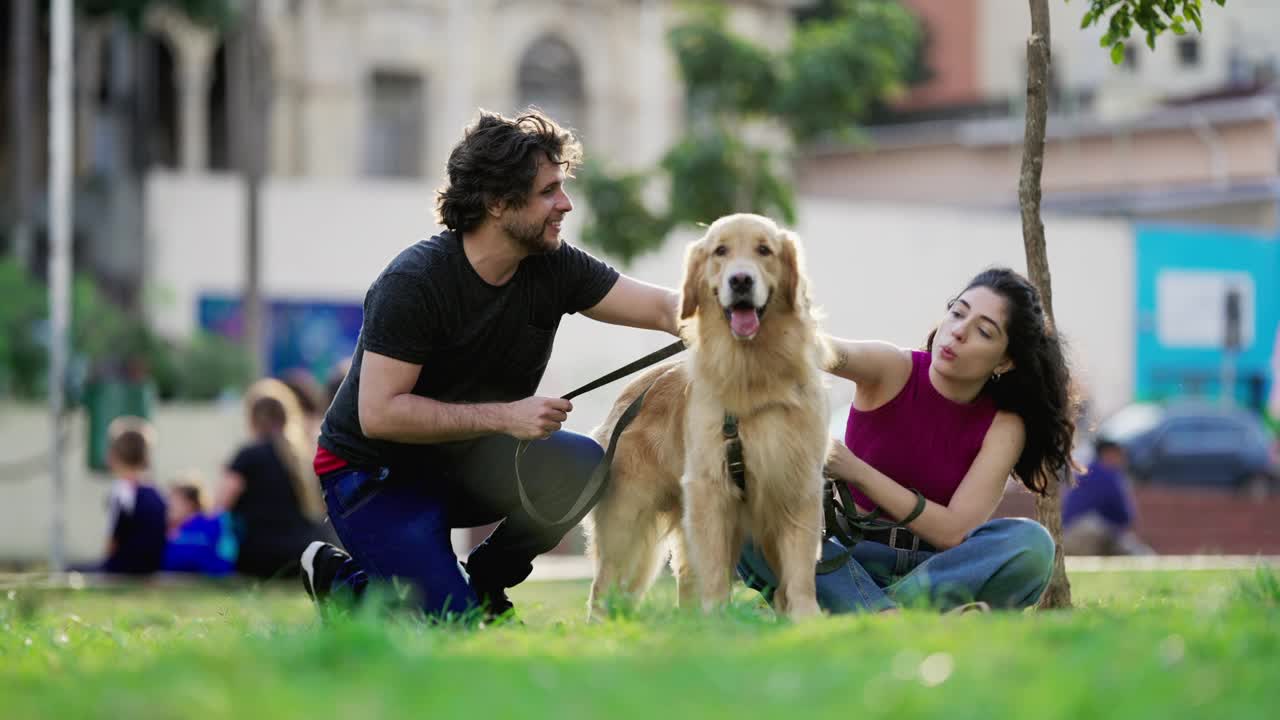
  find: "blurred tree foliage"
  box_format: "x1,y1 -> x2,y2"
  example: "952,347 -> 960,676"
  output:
0,259 -> 251,402
579,0 -> 919,264
577,163 -> 674,266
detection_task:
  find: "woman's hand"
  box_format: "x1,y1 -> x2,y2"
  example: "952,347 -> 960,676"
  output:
824,439 -> 861,485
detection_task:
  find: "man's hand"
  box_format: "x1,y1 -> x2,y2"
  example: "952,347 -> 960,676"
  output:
504,396 -> 573,440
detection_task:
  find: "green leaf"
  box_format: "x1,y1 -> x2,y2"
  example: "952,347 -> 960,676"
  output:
1111,41 -> 1126,65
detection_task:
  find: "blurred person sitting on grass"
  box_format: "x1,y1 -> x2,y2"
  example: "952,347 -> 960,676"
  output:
94,417 -> 167,575
215,381 -> 332,580
1062,438 -> 1154,556
161,478 -> 238,576
300,108 -> 680,623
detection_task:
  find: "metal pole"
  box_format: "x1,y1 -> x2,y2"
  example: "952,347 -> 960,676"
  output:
48,0 -> 74,573
1221,350 -> 1236,406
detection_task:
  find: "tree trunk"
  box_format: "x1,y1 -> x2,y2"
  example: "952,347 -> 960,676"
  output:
75,20 -> 107,178
234,0 -> 265,379
8,0 -> 35,271
1019,0 -> 1072,609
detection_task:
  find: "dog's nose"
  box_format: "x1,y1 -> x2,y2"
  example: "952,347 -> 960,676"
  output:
728,273 -> 754,294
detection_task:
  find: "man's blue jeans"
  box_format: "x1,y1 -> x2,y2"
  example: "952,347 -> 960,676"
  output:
320,430 -> 603,617
738,518 -> 1056,613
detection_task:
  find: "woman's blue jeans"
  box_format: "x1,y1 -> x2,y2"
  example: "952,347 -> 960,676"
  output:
738,518 -> 1056,613
319,430 -> 604,617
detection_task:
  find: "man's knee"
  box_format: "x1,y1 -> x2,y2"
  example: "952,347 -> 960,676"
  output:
519,431 -> 604,523
549,431 -> 604,485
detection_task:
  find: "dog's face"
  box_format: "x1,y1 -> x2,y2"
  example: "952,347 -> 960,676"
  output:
680,213 -> 804,341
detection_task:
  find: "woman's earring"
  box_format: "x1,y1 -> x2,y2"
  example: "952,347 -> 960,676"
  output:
991,372 -> 1002,383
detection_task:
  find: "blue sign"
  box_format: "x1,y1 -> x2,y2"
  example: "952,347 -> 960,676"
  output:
1135,224 -> 1279,409
198,295 -> 363,380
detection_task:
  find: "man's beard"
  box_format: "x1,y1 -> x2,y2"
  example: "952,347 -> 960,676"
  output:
503,215 -> 557,255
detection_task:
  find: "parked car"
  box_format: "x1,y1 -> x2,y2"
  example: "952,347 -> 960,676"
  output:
1097,401 -> 1278,495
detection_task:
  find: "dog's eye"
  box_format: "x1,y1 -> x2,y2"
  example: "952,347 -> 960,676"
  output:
713,245 -> 728,257
756,245 -> 772,256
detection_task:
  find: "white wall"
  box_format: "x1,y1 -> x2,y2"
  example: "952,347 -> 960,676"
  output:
144,174 -> 1136,431
792,199 -> 1135,424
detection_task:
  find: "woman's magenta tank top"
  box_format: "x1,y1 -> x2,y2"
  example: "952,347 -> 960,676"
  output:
843,350 -> 998,519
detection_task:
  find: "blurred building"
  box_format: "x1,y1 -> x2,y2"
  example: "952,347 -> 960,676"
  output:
801,0 -> 1280,230
3,0 -> 803,376
135,0 -> 804,182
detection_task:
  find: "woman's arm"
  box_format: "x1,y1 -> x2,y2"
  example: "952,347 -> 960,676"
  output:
824,337 -> 912,390
826,411 -> 1026,550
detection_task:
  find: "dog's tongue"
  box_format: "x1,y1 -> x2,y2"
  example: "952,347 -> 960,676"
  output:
730,307 -> 760,337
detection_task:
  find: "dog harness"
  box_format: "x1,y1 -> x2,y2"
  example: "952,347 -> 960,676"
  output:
722,413 -> 747,491
722,411 -> 926,575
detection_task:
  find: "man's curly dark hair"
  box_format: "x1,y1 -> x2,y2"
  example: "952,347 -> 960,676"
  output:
435,108 -> 583,232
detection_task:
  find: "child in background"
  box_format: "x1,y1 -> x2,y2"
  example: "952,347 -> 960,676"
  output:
162,479 -> 237,576
99,417 -> 167,574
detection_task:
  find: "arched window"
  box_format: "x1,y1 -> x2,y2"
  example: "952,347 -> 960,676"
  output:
516,34 -> 585,135
139,34 -> 179,169
364,70 -> 425,178
208,34 -> 273,172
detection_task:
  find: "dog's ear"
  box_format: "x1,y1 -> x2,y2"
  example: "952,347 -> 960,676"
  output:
778,229 -> 805,311
680,240 -> 708,320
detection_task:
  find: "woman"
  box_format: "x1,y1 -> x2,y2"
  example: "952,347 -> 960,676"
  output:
215,380 -> 331,579
739,267 -> 1076,613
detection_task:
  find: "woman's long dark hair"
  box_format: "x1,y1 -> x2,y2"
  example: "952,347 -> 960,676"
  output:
927,268 -> 1078,496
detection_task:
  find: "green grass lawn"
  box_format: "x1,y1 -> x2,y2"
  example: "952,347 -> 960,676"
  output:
3,568 -> 1277,720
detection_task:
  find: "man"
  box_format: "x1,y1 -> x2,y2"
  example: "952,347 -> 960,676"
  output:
301,109 -> 679,621
1062,438 -> 1154,556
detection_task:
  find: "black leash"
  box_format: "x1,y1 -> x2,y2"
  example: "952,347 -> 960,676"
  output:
515,339 -> 686,525
816,479 -> 927,574
560,340 -> 686,401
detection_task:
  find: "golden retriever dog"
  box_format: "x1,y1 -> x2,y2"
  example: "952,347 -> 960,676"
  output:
585,213 -> 831,620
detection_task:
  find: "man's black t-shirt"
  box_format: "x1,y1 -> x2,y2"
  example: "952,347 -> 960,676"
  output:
318,230 -> 620,468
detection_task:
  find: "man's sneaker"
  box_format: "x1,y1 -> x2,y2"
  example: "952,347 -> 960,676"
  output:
473,584 -> 517,624
301,541 -> 350,606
